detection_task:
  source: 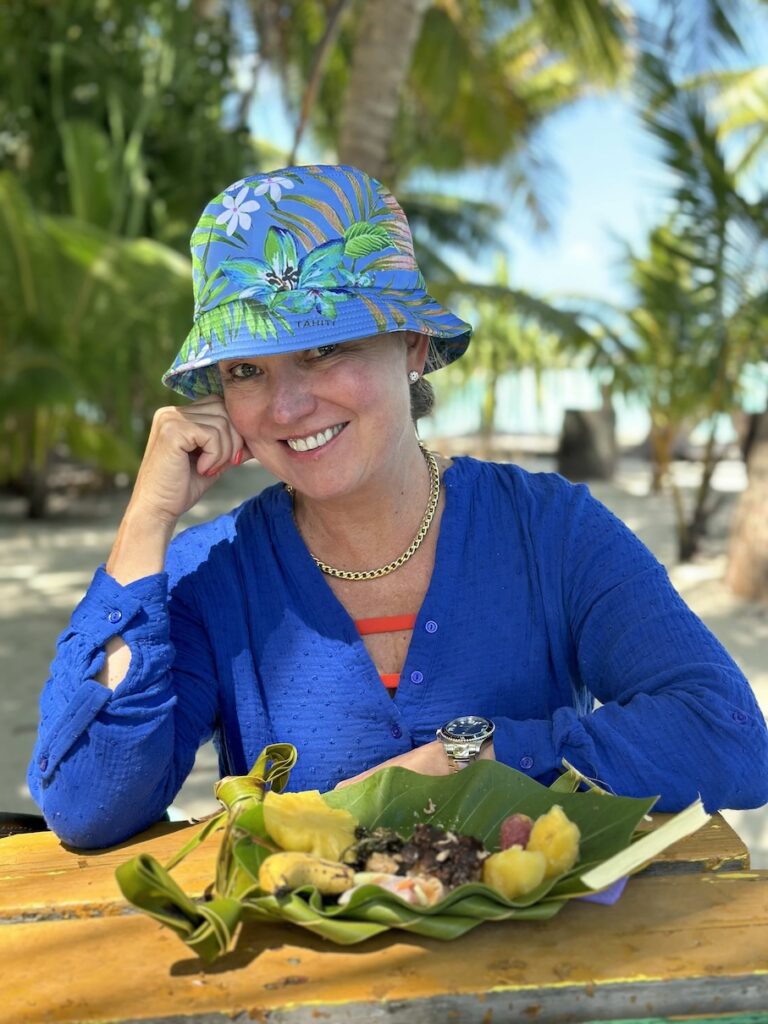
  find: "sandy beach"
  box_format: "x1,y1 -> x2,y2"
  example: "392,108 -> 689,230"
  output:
2,443 -> 766,865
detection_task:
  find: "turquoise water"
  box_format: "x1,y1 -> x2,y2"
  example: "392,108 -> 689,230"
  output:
422,366 -> 768,445
423,368 -> 649,443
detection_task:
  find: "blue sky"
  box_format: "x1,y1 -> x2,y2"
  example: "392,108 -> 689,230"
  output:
251,8 -> 767,311
253,0 -> 768,304
500,93 -> 660,304
247,6 -> 768,436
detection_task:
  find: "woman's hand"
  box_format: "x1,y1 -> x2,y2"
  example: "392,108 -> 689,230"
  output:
335,739 -> 496,789
129,396 -> 250,526
104,397 -> 251,591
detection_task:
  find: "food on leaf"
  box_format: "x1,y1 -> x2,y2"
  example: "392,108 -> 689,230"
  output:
527,804 -> 581,877
340,872 -> 446,908
258,851 -> 355,896
482,846 -> 547,899
348,826 -> 405,871
399,823 -> 488,887
263,789 -> 358,860
500,813 -> 534,849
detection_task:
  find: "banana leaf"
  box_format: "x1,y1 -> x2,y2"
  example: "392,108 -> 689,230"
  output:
116,744 -> 663,961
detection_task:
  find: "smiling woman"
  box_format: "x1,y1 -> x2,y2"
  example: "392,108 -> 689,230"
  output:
27,165 -> 768,850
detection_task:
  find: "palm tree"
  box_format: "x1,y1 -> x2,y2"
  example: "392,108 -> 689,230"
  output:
0,174 -> 191,517
597,56 -> 768,560
442,255 -> 592,448
249,0 -> 634,185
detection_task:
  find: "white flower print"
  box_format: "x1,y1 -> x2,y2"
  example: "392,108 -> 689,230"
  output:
252,175 -> 295,202
215,187 -> 260,236
224,178 -> 247,193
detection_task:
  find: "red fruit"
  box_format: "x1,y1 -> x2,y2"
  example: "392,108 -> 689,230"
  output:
499,813 -> 534,850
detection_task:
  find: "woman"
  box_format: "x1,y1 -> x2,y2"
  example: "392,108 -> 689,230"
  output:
29,164 -> 768,849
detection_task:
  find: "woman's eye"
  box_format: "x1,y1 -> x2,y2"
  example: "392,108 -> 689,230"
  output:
307,344 -> 338,360
228,363 -> 260,380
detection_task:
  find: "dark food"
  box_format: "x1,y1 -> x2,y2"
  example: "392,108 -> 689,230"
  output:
349,823 -> 488,887
399,824 -> 488,887
349,826 -> 405,872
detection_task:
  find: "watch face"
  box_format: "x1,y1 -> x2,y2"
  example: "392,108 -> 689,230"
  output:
443,716 -> 493,741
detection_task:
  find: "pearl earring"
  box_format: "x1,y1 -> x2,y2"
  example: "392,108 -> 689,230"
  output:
408,371 -> 420,383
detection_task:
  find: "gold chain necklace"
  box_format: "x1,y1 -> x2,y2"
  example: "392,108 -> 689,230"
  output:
288,444 -> 441,581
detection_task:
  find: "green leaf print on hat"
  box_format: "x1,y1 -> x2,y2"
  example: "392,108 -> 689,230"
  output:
163,164 -> 473,399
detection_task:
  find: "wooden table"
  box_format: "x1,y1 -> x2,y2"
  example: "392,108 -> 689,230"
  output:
2,813 -> 766,1024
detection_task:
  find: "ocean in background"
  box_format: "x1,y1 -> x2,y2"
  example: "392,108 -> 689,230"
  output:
422,366 -> 768,447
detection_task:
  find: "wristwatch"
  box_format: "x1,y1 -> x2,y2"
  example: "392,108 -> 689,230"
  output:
436,715 -> 495,771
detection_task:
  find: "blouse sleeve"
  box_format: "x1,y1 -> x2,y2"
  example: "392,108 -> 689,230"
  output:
493,483 -> 768,812
27,564 -> 219,848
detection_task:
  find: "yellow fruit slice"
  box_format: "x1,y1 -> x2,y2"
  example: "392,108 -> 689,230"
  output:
263,789 -> 358,860
482,847 -> 547,899
527,804 -> 581,877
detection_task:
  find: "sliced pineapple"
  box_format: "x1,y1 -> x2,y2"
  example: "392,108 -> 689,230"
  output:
482,847 -> 547,899
263,789 -> 358,860
527,804 -> 581,877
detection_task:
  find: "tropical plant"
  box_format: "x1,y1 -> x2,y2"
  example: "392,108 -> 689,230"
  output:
250,0 -> 634,185
584,55 -> 768,560
0,174 -> 191,517
0,0 -> 257,249
0,0 -> 263,512
446,256 -> 584,443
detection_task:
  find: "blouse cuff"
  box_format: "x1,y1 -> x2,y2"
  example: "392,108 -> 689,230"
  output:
70,565 -> 169,646
492,717 -> 561,781
34,681 -> 113,781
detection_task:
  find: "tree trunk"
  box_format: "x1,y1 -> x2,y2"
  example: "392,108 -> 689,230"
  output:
337,0 -> 432,181
556,407 -> 616,482
648,421 -> 674,494
726,409 -> 768,601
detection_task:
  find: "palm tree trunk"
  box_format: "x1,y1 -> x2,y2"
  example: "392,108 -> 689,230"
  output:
24,408 -> 50,519
726,409 -> 768,601
337,0 -> 432,181
648,420 -> 673,493
290,0 -> 353,164
479,370 -> 500,444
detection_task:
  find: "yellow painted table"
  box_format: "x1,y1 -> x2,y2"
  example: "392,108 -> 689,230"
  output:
1,814 -> 765,1024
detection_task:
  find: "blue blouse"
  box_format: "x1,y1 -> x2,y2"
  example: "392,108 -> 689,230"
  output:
29,458 -> 768,848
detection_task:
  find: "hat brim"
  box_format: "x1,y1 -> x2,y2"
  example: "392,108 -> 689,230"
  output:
162,288 -> 471,399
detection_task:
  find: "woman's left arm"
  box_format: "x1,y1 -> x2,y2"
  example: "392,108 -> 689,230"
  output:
537,486 -> 768,812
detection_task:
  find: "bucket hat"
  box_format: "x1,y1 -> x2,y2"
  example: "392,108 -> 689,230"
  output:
162,164 -> 472,398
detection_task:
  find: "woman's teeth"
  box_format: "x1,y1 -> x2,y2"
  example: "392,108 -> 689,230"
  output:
286,424 -> 345,452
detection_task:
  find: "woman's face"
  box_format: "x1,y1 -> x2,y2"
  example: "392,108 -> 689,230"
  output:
220,332 -> 428,501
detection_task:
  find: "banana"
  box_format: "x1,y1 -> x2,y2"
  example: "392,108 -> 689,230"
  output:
258,851 -> 355,896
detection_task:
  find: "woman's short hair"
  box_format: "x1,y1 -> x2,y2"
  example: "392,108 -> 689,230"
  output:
409,337 -> 445,424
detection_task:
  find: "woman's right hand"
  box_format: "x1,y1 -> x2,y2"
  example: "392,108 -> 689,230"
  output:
104,397 -> 250,592
128,396 -> 250,526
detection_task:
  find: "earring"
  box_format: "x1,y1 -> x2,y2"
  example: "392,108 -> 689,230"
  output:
408,371 -> 420,383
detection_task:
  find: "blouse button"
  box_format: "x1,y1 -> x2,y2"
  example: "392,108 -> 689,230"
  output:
391,724 -> 402,739
410,670 -> 424,684
519,755 -> 534,770
425,620 -> 438,634
107,609 -> 122,624
732,710 -> 748,724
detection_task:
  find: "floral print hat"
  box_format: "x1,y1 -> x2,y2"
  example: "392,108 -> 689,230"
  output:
162,164 -> 472,398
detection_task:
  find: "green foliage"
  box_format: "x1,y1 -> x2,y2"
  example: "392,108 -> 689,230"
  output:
447,257 -> 587,437
0,0 -> 264,511
0,0 -> 258,249
0,173 -> 191,506
590,55 -> 768,557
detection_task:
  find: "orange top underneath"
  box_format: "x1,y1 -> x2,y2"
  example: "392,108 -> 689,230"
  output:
353,613 -> 417,693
